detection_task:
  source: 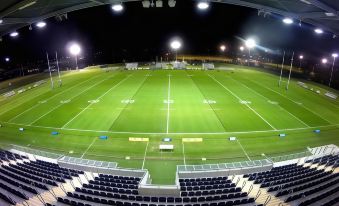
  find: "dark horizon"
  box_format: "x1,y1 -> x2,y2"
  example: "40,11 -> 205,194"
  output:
0,0 -> 339,87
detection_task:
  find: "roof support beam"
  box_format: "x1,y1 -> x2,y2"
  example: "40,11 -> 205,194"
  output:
306,0 -> 337,15
0,0 -> 37,19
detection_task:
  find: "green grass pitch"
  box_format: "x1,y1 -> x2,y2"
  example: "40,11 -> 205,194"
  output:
0,65 -> 338,184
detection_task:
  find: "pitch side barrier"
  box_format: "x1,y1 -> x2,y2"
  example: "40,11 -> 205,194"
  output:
177,159 -> 273,179
58,156 -> 147,178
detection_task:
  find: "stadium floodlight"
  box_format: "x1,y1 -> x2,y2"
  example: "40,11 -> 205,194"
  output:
10,31 -> 19,37
156,0 -> 163,7
322,58 -> 328,64
112,4 -> 124,12
314,28 -> 323,34
36,21 -> 46,28
282,17 -> 293,25
0,19 -> 3,24
142,0 -> 150,8
220,45 -> 226,52
69,43 -> 81,70
168,0 -> 176,7
299,55 -> 303,59
5,57 -> 10,62
329,53 -> 338,87
197,1 -> 209,10
239,46 -> 244,51
245,38 -> 256,49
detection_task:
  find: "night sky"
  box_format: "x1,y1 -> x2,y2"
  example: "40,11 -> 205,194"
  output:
1,1 -> 339,69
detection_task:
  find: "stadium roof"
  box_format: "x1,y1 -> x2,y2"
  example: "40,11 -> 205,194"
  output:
1,0 -> 339,37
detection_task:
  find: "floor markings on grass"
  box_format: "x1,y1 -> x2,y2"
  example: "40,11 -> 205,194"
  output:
208,74 -> 277,130
166,75 -> 171,134
62,74 -> 133,129
4,73 -> 103,120
229,77 -> 310,128
236,139 -> 251,161
108,72 -> 151,131
28,75 -> 115,126
80,137 -> 98,158
141,142 -> 149,170
187,71 -> 227,132
4,121 -> 337,135
248,78 -> 333,125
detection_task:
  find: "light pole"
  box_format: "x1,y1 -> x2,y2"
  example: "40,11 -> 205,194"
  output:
170,39 -> 182,62
299,55 -> 303,71
329,53 -> 337,87
220,45 -> 226,62
245,39 -> 256,66
69,43 -> 81,70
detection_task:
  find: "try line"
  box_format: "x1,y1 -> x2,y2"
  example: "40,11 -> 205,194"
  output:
3,121 -> 337,135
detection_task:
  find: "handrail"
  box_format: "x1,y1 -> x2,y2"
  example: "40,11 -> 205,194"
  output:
248,184 -> 253,194
264,195 -> 271,206
255,190 -> 261,200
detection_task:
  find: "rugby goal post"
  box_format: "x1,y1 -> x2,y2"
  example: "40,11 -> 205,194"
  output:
125,63 -> 138,70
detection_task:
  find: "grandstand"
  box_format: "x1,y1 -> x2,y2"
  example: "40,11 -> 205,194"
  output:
0,144 -> 336,206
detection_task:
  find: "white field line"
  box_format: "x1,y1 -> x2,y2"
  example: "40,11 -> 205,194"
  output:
208,74 -> 277,130
5,74 -> 102,121
249,79 -> 333,125
237,139 -> 251,161
3,121 -> 337,135
229,77 -> 310,128
141,142 -> 149,170
107,72 -> 151,131
182,142 -> 186,165
166,75 -> 171,134
62,75 -> 133,129
29,75 -> 114,126
80,137 -> 97,158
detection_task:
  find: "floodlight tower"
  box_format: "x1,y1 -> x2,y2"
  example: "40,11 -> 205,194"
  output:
69,43 -> 81,70
329,53 -> 338,87
170,39 -> 182,62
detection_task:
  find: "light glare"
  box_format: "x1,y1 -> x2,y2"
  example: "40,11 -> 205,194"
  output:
282,18 -> 293,24
220,45 -> 226,52
240,46 -> 244,51
299,55 -> 304,59
314,28 -> 323,34
10,31 -> 19,37
112,4 -> 123,11
332,53 -> 338,58
170,40 -> 181,50
197,2 -> 209,10
69,43 -> 81,56
5,57 -> 10,62
322,58 -> 328,64
245,39 -> 256,49
36,21 -> 46,28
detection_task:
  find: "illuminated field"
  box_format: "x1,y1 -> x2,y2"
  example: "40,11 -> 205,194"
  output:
0,66 -> 338,184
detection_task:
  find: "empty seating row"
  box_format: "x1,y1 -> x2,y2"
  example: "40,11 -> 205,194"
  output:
94,177 -> 139,185
285,178 -> 339,202
0,181 -> 28,200
0,173 -> 38,194
298,186 -> 339,206
0,150 -> 26,161
268,170 -> 331,192
27,160 -> 82,176
181,187 -> 242,197
179,177 -> 228,183
306,154 -> 339,167
2,164 -> 57,186
82,183 -> 138,193
277,173 -> 339,197
0,168 -> 48,190
60,194 -> 255,206
244,164 -> 301,180
99,174 -> 140,181
181,183 -> 236,191
76,186 -> 138,196
18,162 -> 72,180
11,163 -> 66,183
0,191 -> 16,205
180,180 -> 232,187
